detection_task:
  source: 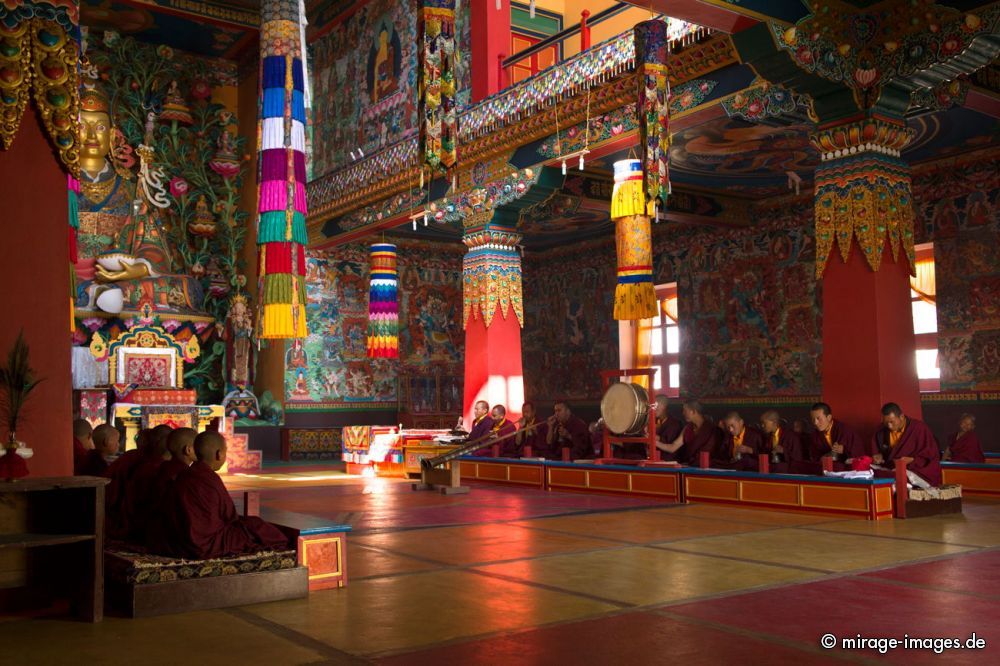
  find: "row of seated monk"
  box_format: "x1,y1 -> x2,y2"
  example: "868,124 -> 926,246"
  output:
72,420 -> 291,560
459,399 -> 989,489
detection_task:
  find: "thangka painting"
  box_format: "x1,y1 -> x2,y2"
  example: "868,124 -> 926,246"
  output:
914,151 -> 1000,390
284,241 -> 464,408
285,429 -> 342,461
309,0 -> 420,178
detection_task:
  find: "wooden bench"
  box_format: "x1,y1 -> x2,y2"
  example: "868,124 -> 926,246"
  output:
941,461 -> 1000,496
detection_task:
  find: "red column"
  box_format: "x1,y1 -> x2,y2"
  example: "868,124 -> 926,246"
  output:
822,239 -> 921,440
471,0 -> 511,102
0,109 -> 73,476
463,314 -> 524,424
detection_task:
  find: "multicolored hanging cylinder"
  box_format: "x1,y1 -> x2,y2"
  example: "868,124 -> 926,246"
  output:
420,0 -> 458,175
462,229 -> 524,329
610,159 -> 657,321
256,0 -> 308,339
367,243 -> 399,358
635,19 -> 670,213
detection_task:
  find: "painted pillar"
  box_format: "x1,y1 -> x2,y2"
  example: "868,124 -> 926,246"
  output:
470,0 -> 511,102
813,117 -> 920,437
462,218 -> 524,424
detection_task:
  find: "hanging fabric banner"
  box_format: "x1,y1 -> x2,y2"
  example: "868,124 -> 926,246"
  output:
634,18 -> 670,213
256,0 -> 308,339
367,243 -> 399,358
420,0 -> 458,175
610,159 -> 657,321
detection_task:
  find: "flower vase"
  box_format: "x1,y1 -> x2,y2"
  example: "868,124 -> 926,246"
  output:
0,435 -> 30,481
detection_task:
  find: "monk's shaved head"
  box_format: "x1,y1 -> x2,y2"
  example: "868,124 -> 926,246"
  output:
761,410 -> 780,425
167,428 -> 198,465
194,431 -> 228,471
146,424 -> 173,459
73,418 -> 93,441
92,424 -> 120,456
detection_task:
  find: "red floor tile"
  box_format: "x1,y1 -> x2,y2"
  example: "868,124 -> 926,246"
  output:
861,550 -> 1000,599
376,610 -> 838,666
665,576 -> 1000,664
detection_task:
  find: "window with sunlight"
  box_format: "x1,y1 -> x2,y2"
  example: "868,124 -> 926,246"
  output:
641,283 -> 680,398
910,244 -> 939,392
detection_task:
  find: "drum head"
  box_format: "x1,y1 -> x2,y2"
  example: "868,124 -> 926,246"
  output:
601,382 -> 644,435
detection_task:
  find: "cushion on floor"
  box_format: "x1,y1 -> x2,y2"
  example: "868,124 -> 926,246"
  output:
106,548 -> 297,585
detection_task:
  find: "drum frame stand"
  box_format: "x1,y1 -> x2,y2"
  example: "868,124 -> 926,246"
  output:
600,368 -> 659,461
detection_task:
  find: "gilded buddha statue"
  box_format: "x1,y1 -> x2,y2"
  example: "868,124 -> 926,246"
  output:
75,85 -> 205,316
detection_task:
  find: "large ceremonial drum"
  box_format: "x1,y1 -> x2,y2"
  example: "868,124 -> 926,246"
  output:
601,382 -> 650,435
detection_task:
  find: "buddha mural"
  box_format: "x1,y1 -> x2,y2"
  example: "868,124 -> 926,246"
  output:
368,22 -> 400,104
74,84 -> 205,317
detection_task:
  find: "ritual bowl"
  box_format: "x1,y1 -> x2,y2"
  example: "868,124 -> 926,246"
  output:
96,252 -> 139,271
95,287 -> 124,314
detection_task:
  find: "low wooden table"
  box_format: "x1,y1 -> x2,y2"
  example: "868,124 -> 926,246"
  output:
0,476 -> 108,621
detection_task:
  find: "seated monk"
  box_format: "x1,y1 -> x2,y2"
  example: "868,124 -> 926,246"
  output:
105,424 -> 172,541
122,424 -> 173,543
656,400 -> 723,466
759,411 -> 807,472
161,431 -> 290,559
77,424 -> 120,477
808,402 -> 869,470
546,401 -> 592,460
488,405 -> 517,456
943,413 -> 985,463
872,403 -> 942,487
515,401 -> 549,458
719,411 -> 765,471
464,400 -> 494,448
72,419 -> 93,475
145,427 -> 197,550
589,418 -> 606,458
651,395 -> 684,461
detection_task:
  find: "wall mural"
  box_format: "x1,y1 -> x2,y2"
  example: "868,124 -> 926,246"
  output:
522,200 -> 823,402
284,240 -> 465,408
309,0 -> 419,179
914,150 -> 1000,390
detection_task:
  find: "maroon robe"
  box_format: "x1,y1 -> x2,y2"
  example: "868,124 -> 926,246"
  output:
947,431 -> 985,464
552,415 -> 592,460
73,438 -> 89,475
766,427 -> 807,473
516,418 -> 549,458
77,449 -> 109,477
493,419 -> 518,457
144,458 -> 192,553
872,418 -> 942,486
718,426 -> 766,471
165,461 -> 290,559
104,449 -> 144,540
809,420 -> 870,467
466,415 -> 495,455
679,421 -> 723,466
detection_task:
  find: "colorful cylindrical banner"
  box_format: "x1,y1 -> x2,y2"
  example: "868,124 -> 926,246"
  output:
611,159 -> 657,321
367,243 -> 399,358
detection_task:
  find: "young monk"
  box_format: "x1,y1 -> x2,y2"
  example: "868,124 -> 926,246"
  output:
144,428 -> 197,551
72,419 -> 93,475
546,402 -> 592,460
808,402 -> 869,470
719,411 -> 765,470
77,424 -> 119,477
105,424 -> 172,541
515,401 -> 548,457
872,402 -> 942,487
163,431 -> 290,559
656,400 -> 723,466
943,413 -> 985,463
759,411 -> 806,473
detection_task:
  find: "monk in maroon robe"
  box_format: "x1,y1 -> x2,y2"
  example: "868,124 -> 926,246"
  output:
105,425 -> 172,541
657,400 -> 722,466
808,402 -> 870,470
163,431 -> 290,559
718,412 -> 765,471
547,402 -> 592,460
466,400 -> 496,455
944,414 -> 985,463
77,424 -> 119,477
515,402 -> 549,458
145,428 -> 197,552
872,403 -> 942,486
72,419 -> 93,475
759,411 -> 807,473
122,424 -> 173,544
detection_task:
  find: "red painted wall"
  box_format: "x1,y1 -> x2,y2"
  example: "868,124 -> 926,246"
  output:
0,108 -> 73,476
821,240 -> 921,441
